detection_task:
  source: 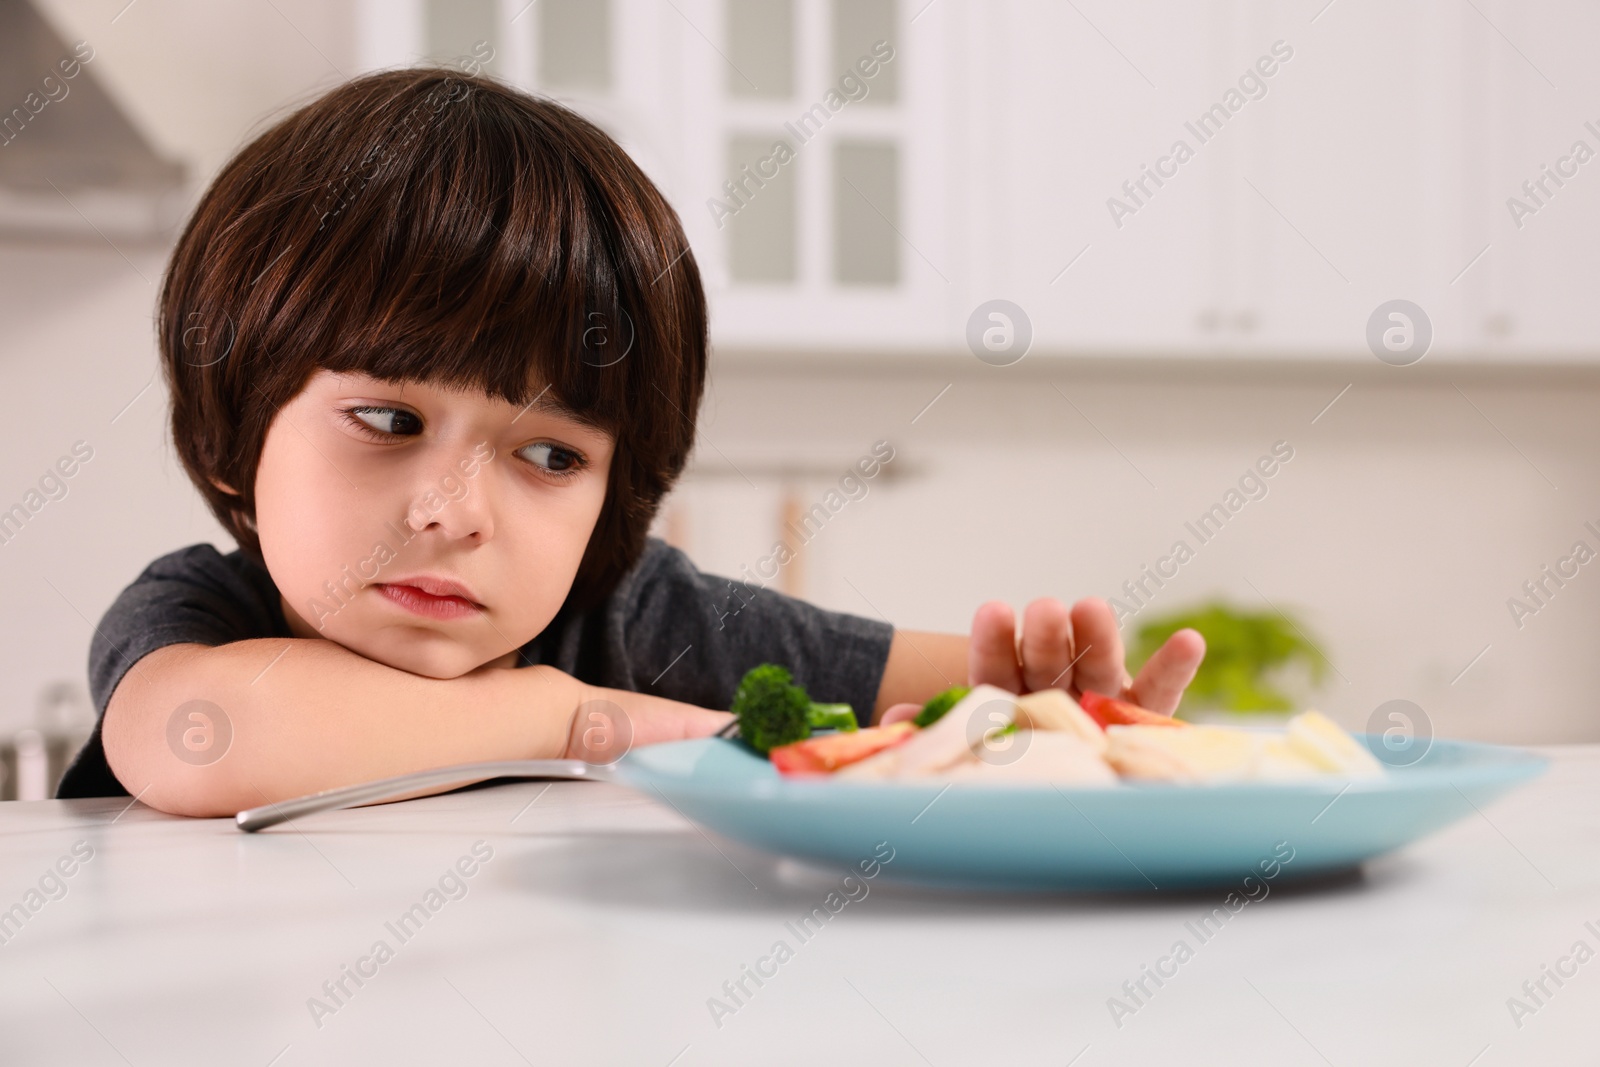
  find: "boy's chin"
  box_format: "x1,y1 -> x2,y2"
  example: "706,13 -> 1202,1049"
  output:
330,632 -> 508,680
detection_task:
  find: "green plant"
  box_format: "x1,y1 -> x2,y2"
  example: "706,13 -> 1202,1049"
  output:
1129,601 -> 1330,716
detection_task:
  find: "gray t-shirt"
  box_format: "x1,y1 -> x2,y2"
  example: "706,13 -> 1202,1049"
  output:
57,538 -> 895,798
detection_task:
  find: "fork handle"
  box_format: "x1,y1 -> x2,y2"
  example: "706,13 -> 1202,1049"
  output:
234,759 -> 614,832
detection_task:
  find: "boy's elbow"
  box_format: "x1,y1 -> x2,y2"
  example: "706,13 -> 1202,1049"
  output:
100,645 -> 247,819
126,776 -> 238,819
103,714 -> 240,818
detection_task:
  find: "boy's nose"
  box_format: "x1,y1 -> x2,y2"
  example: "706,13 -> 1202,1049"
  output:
403,457 -> 494,543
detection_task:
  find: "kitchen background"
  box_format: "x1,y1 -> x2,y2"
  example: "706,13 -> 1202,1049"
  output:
3,0 -> 1599,797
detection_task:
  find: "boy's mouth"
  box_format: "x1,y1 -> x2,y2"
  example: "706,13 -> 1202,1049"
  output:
375,575 -> 485,620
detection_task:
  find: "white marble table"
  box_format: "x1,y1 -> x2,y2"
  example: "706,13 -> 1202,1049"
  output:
1,747 -> 1596,1067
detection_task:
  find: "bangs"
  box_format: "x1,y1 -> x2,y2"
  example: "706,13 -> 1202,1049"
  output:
245,72 -> 663,433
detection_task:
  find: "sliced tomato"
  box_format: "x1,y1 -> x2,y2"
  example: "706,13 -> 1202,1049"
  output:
770,722 -> 916,776
1078,690 -> 1186,730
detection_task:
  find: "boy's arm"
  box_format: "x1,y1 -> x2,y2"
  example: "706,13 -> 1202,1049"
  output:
870,631 -> 966,720
872,598 -> 1205,721
102,637 -> 728,818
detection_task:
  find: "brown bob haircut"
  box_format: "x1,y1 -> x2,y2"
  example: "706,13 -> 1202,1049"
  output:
159,68 -> 706,612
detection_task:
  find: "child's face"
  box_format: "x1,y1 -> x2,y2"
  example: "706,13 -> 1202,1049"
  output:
250,369 -> 615,679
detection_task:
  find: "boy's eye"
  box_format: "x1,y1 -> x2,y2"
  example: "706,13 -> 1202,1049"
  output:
348,406 -> 423,436
343,405 -> 586,478
519,442 -> 584,474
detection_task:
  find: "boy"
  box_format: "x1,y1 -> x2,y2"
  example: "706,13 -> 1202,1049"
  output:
56,70 -> 1203,814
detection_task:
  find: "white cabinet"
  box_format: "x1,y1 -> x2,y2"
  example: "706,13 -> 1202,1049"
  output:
973,0 -> 1235,353
986,0 -> 1470,357
1203,0 -> 1464,356
358,0 -> 1600,360
973,0 -> 1600,359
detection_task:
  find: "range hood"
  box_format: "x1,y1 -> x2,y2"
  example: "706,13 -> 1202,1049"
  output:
0,0 -> 185,241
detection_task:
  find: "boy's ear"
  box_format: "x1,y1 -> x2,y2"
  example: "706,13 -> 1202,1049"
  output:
208,476 -> 256,534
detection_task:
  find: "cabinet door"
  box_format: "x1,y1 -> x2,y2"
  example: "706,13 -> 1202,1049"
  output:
985,0 -> 1230,353
1465,0 -> 1600,357
1225,0 -> 1484,357
697,0 -> 957,352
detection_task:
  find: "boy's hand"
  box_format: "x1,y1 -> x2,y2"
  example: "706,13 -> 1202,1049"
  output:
881,597 -> 1205,726
970,597 -> 1203,714
562,693 -> 732,764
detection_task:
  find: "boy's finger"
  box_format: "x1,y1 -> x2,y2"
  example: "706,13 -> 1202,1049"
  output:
1126,628 -> 1206,716
1020,597 -> 1074,693
1067,597 -> 1126,696
968,601 -> 1023,693
567,703 -> 732,762
879,702 -> 922,726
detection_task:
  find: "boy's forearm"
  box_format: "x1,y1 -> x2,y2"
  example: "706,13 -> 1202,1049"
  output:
102,638 -> 664,817
871,630 -> 969,722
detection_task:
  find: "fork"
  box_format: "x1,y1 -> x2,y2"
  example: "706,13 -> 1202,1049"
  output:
234,759 -> 616,833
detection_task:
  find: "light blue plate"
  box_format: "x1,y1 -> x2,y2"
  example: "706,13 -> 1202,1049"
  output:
613,734 -> 1547,891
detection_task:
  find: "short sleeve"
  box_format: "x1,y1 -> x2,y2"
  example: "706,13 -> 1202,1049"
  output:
537,538 -> 896,726
57,544 -> 289,798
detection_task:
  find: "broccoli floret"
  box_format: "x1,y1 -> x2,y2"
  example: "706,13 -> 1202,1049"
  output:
914,685 -> 971,728
729,665 -> 858,755
807,704 -> 858,733
730,665 -> 811,755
